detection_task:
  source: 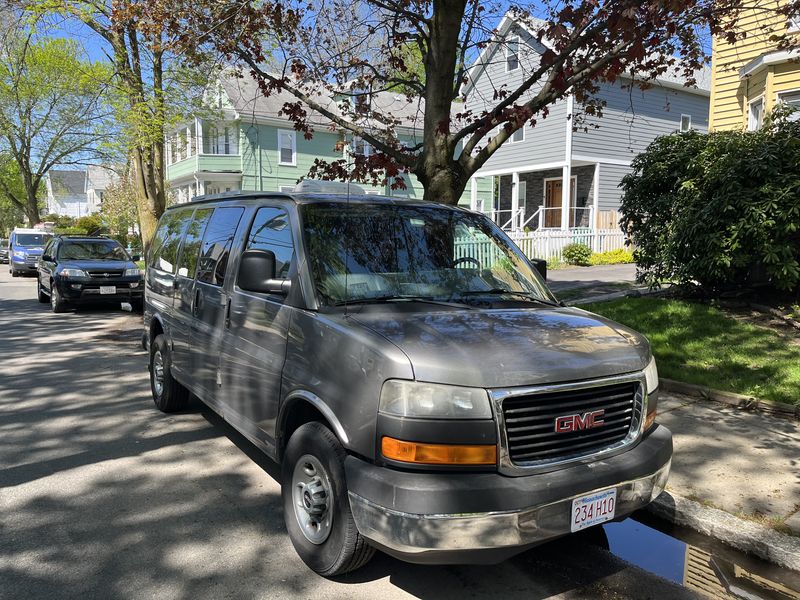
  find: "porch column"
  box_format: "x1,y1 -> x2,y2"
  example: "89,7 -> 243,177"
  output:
195,117 -> 203,155
592,163 -> 601,251
511,171 -> 520,234
470,177 -> 478,211
561,92 -> 574,231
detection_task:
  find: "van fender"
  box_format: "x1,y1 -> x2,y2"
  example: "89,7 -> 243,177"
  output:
278,389 -> 350,451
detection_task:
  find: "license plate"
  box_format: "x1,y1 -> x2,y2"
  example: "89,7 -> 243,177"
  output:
99,286 -> 116,295
570,488 -> 616,532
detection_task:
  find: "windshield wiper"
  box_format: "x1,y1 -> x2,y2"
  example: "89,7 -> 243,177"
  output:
452,289 -> 561,306
333,295 -> 472,308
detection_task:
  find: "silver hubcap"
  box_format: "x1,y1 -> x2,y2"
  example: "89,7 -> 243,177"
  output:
292,455 -> 333,544
152,350 -> 165,397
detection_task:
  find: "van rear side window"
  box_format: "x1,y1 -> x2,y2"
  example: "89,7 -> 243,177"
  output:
150,209 -> 193,274
197,207 -> 244,286
176,208 -> 213,278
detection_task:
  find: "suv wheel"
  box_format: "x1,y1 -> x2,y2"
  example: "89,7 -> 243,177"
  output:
50,284 -> 67,313
282,422 -> 375,576
37,279 -> 48,303
149,334 -> 189,412
11,269 -> 18,277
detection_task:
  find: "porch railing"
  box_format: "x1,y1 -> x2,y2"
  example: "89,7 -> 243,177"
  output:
509,228 -> 627,261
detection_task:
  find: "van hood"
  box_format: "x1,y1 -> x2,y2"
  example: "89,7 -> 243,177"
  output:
351,306 -> 650,388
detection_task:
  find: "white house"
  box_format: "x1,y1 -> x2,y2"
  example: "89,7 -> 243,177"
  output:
45,166 -> 119,218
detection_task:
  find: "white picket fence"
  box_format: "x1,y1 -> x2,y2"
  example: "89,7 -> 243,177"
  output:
509,229 -> 627,261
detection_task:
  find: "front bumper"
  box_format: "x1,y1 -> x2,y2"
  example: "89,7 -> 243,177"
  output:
11,256 -> 38,271
346,424 -> 672,563
56,278 -> 143,303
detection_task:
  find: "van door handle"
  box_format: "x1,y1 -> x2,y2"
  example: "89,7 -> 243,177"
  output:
224,297 -> 232,328
193,288 -> 201,316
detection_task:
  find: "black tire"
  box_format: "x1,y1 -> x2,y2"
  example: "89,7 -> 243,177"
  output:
37,279 -> 48,303
282,422 -> 375,576
11,269 -> 19,277
149,334 -> 189,412
50,283 -> 67,313
131,299 -> 143,313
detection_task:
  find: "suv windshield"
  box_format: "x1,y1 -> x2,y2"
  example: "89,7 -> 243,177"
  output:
15,233 -> 50,246
301,203 -> 554,307
58,240 -> 129,261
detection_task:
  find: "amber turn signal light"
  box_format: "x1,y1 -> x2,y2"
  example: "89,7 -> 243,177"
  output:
644,407 -> 657,431
381,436 -> 497,465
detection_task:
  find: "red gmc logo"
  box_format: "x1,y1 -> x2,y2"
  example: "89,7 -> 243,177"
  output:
554,410 -> 605,433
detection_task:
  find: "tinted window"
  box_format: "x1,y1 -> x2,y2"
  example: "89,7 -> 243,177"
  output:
150,209 -> 193,274
197,207 -> 244,286
57,240 -> 129,261
176,208 -> 213,278
244,207 -> 294,279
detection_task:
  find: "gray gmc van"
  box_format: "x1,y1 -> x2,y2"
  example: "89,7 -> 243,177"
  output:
143,186 -> 671,576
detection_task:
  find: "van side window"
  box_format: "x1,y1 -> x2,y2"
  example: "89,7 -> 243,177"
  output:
244,207 -> 294,278
150,209 -> 193,274
176,208 -> 213,278
197,207 -> 244,286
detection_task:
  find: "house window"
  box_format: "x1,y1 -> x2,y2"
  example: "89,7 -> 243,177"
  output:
680,114 -> 692,132
352,137 -> 371,157
278,130 -> 296,166
778,90 -> 800,121
506,36 -> 520,72
511,126 -> 525,143
748,98 -> 764,131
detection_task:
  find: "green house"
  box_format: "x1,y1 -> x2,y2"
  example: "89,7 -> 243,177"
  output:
166,74 -> 437,202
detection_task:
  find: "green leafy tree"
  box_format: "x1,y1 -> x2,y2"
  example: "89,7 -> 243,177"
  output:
621,109 -> 800,291
100,170 -> 141,250
0,152 -> 26,234
0,25 -> 114,225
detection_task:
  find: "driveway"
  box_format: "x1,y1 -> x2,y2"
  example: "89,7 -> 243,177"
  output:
547,264 -> 638,293
0,269 -> 698,600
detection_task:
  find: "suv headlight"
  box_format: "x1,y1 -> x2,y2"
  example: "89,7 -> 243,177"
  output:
60,268 -> 88,278
379,380 -> 492,419
124,268 -> 143,277
12,250 -> 25,258
643,356 -> 659,394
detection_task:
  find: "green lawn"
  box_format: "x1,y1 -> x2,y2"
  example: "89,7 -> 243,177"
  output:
583,297 -> 800,405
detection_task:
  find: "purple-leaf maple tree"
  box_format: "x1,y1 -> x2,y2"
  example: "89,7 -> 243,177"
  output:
144,0 -> 799,204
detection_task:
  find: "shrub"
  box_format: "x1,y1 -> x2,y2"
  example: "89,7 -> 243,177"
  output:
621,108 -> 800,291
562,242 -> 592,266
589,248 -> 635,265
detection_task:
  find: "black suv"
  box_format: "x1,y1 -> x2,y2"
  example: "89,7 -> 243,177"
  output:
37,235 -> 144,312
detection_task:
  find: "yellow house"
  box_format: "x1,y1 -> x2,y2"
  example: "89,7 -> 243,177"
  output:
709,1 -> 800,130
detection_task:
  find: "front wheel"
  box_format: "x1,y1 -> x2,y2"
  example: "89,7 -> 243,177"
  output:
282,422 -> 375,576
37,279 -> 48,303
50,284 -> 67,313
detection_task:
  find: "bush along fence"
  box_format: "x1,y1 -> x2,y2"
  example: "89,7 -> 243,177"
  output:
509,228 -> 628,262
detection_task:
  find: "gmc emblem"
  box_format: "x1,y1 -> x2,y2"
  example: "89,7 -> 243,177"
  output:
554,409 -> 605,433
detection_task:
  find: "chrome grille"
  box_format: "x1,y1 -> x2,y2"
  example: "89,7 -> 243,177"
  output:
502,381 -> 640,464
87,269 -> 124,278
25,256 -> 38,265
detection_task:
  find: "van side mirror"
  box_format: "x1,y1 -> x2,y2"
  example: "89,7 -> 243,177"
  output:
530,257 -> 547,280
238,249 -> 291,295
42,254 -> 52,262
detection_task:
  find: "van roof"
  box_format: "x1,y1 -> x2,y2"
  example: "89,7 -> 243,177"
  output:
12,228 -> 52,234
167,192 -> 466,212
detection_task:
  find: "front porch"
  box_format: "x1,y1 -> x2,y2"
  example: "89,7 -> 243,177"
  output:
469,162 -> 619,233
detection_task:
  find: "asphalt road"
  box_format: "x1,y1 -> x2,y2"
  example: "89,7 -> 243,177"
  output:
0,267 -> 698,600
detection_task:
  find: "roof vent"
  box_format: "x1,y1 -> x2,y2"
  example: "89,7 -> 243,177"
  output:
292,180 -> 366,195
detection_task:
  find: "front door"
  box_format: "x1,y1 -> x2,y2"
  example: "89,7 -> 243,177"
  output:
189,206 -> 245,398
544,178 -> 576,228
219,206 -> 295,447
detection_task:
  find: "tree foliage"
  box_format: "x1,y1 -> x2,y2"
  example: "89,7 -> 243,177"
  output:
144,0 -> 799,205
0,152 -> 26,234
0,18 -> 114,225
620,109 -> 800,292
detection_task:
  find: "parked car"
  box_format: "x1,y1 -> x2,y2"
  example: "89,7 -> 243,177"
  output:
143,187 -> 670,577
0,238 -> 8,263
9,228 -> 53,276
37,235 -> 144,313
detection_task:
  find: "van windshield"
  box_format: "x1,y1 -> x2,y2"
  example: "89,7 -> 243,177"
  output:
15,233 -> 50,246
301,203 -> 555,307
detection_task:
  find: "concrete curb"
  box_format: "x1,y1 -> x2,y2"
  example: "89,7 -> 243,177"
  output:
660,378 -> 799,420
646,491 -> 800,571
566,286 -> 651,306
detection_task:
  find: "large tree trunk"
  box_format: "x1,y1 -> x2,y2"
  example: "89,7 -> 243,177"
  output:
419,0 -> 468,206
130,148 -> 162,259
24,192 -> 39,225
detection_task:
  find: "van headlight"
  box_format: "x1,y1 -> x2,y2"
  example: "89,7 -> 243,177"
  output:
643,356 -> 659,394
379,380 -> 493,419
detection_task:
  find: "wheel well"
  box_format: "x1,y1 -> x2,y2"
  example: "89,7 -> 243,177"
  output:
149,318 -> 164,344
279,399 -> 333,460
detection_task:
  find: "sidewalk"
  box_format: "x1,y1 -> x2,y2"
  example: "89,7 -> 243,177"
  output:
546,263 -> 637,293
651,390 -> 800,567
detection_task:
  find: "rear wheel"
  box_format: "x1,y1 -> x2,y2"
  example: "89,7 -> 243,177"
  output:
282,422 -> 375,576
149,334 -> 189,412
50,284 -> 67,313
37,279 -> 48,303
11,269 -> 18,277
